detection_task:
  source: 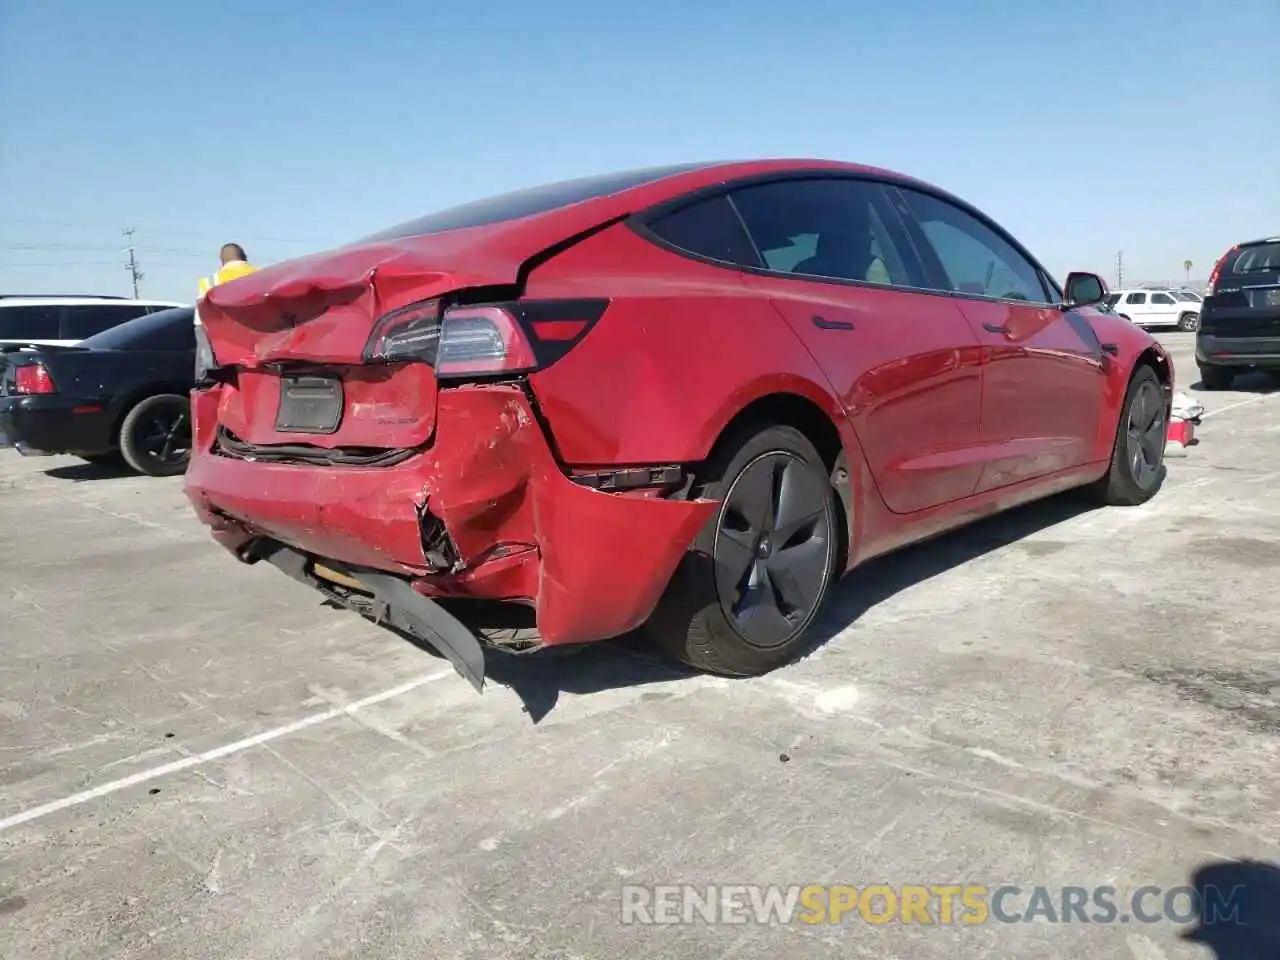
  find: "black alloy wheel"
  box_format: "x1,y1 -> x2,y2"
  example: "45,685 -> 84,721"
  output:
714,451 -> 835,648
119,394 -> 193,477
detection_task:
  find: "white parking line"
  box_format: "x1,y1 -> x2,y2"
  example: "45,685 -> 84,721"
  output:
0,666 -> 456,834
1198,392 -> 1280,420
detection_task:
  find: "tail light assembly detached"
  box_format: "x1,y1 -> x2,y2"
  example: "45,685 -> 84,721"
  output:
14,363 -> 56,395
363,298 -> 610,379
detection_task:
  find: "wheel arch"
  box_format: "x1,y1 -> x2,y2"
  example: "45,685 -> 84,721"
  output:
698,388 -> 854,574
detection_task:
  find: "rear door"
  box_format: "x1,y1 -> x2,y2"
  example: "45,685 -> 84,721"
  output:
727,176 -> 986,514
1120,291 -> 1151,324
1203,240 -> 1280,339
890,185 -> 1107,490
1146,291 -> 1180,327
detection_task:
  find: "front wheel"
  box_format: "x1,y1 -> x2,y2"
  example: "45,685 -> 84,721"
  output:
646,424 -> 840,677
1178,312 -> 1200,332
118,394 -> 192,477
1085,366 -> 1167,506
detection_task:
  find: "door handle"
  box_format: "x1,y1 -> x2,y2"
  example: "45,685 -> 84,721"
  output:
812,315 -> 854,331
983,323 -> 1010,334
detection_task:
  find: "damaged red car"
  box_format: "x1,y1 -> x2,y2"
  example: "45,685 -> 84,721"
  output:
186,159 -> 1174,690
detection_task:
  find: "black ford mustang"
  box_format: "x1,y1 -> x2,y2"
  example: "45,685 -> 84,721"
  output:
0,306 -> 195,476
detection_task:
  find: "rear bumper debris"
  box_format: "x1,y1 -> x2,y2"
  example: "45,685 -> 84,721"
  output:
260,543 -> 487,691
184,382 -> 718,648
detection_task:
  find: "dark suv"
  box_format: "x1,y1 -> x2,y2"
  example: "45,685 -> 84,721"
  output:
1197,238 -> 1280,389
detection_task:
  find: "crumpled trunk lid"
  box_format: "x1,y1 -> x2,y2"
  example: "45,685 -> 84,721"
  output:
198,232 -> 527,451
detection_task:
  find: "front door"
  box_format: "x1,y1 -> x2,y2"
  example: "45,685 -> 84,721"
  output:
726,176 -> 986,514
891,186 -> 1108,491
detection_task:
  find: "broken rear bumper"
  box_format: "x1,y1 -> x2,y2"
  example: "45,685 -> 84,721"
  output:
183,382 -> 716,648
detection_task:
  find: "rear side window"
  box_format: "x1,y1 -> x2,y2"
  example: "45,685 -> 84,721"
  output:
1229,242 -> 1280,275
727,178 -> 920,286
0,305 -> 61,340
644,195 -> 761,267
363,163 -> 713,242
1125,292 -> 1147,305
61,304 -> 152,340
81,308 -> 196,351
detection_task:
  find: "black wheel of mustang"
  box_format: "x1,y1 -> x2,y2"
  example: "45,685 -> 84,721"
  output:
1086,365 -> 1168,506
648,423 -> 840,677
118,394 -> 192,477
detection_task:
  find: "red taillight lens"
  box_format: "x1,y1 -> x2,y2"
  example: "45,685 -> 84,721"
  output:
436,306 -> 538,379
1207,247 -> 1237,295
364,299 -> 441,363
363,297 -> 609,378
15,363 -> 56,395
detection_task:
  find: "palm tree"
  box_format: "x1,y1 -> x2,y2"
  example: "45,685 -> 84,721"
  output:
1183,259 -> 1193,285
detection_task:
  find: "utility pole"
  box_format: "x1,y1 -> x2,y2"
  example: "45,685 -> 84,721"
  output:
1115,250 -> 1124,289
123,228 -> 143,297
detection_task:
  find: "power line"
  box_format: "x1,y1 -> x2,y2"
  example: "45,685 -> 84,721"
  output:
1,216 -> 311,245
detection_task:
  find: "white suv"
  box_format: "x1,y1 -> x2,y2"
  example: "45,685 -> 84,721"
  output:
1104,288 -> 1200,331
0,295 -> 188,349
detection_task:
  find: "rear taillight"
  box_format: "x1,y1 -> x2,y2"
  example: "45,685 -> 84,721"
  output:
363,297 -> 609,379
1207,247 -> 1237,295
435,306 -> 538,378
14,363 -> 56,395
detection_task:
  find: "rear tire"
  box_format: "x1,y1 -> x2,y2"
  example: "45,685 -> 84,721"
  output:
1177,312 -> 1200,332
118,394 -> 192,477
1085,365 -> 1167,506
646,423 -> 840,677
1197,364 -> 1236,390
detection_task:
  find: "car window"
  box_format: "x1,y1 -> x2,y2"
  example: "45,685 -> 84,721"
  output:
0,305 -> 62,340
1150,293 -> 1175,305
1039,272 -> 1062,304
1104,294 -> 1122,307
1229,242 -> 1280,274
80,308 -> 196,351
727,178 -> 918,287
61,304 -> 152,340
896,189 -> 1047,302
644,194 -> 762,267
1125,293 -> 1147,305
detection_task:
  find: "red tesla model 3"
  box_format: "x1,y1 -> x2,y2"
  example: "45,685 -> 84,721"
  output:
186,159 -> 1173,690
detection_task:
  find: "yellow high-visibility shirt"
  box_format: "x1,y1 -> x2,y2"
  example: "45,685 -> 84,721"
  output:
198,260 -> 258,298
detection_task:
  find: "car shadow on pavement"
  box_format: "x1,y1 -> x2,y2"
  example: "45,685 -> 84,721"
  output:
374,490 -> 1100,723
42,459 -> 135,482
1180,859 -> 1280,959
800,490 -> 1100,662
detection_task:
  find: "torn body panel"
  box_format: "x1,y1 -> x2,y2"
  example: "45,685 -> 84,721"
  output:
184,383 -> 717,646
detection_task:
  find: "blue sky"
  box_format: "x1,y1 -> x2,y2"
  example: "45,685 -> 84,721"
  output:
2,0 -> 1276,302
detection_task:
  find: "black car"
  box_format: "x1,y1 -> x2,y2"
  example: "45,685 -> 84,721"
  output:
0,307 -> 196,476
1197,237 -> 1280,389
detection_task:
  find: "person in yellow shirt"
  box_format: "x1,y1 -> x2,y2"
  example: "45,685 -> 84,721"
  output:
198,243 -> 258,297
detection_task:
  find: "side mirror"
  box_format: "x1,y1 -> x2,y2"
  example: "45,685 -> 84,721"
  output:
1064,271 -> 1107,308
